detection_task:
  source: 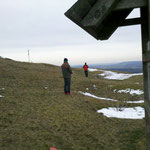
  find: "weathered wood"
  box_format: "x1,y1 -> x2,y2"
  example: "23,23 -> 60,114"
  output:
140,7 -> 150,150
143,51 -> 150,62
65,0 -> 92,23
147,1 -> 150,148
119,18 -> 141,27
65,1 -> 150,149
114,0 -> 147,11
82,0 -> 119,27
149,0 -> 150,38
65,0 -> 146,27
65,0 -> 144,40
96,9 -> 133,40
65,0 -> 99,39
87,0 -> 97,6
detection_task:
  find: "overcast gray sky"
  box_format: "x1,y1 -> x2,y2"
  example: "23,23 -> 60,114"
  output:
0,0 -> 142,65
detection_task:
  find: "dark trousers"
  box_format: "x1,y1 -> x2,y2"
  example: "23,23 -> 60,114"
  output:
64,78 -> 71,93
84,71 -> 88,77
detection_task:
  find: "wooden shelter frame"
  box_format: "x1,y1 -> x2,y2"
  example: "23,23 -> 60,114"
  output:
65,0 -> 150,149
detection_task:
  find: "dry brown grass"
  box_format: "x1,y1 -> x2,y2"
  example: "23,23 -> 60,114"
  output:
0,58 -> 146,150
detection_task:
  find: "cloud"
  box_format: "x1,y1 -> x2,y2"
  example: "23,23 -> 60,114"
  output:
0,0 -> 80,47
0,1 -> 142,64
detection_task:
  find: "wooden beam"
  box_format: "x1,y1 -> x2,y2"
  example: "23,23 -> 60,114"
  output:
141,7 -> 150,150
119,18 -> 141,27
114,0 -> 147,11
143,51 -> 150,62
65,0 -> 147,40
82,0 -> 119,27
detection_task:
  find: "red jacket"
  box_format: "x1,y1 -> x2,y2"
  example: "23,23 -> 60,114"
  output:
83,65 -> 88,71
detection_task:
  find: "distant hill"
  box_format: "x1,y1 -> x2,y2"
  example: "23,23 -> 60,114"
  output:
73,61 -> 143,73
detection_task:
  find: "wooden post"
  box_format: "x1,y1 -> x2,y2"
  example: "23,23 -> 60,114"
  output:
28,49 -> 30,63
65,1 -> 150,148
140,7 -> 150,150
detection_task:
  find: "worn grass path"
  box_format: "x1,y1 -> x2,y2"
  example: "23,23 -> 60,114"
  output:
0,58 -> 146,150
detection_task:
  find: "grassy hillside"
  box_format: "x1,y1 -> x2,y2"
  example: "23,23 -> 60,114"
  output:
0,58 -> 146,150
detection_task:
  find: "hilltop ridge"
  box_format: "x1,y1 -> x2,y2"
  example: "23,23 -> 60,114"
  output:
0,58 -> 146,150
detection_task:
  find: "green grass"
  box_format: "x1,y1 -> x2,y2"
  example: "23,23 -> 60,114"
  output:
0,58 -> 146,150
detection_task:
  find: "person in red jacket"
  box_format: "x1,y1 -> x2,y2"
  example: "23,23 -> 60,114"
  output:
83,62 -> 88,77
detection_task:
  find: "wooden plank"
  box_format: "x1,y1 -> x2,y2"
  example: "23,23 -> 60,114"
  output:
65,0 -> 147,40
87,0 -> 97,6
149,0 -> 150,38
143,51 -> 150,62
65,0 -> 92,23
82,0 -> 119,27
114,0 -> 147,11
119,18 -> 141,27
91,9 -> 133,40
140,7 -> 150,150
65,0 -> 99,39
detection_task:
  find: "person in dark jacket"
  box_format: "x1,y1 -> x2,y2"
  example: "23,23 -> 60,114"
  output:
61,58 -> 73,95
83,62 -> 88,77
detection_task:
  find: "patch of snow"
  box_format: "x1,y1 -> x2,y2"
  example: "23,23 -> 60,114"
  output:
99,70 -> 143,80
79,91 -> 118,102
44,87 -> 48,90
114,88 -> 144,95
86,88 -> 89,91
0,95 -> 3,98
88,68 -> 99,72
129,89 -> 144,95
114,89 -> 117,93
97,107 -> 145,119
93,85 -> 97,90
126,100 -> 144,104
136,82 -> 140,84
93,85 -> 96,88
79,91 -> 144,103
0,88 -> 5,90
